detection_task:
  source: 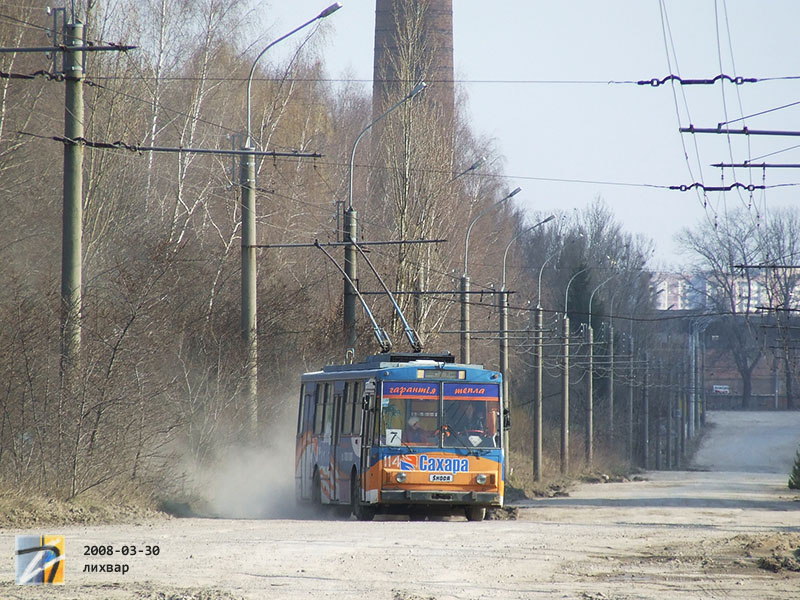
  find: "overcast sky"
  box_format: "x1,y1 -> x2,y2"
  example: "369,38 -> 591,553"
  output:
265,1 -> 800,269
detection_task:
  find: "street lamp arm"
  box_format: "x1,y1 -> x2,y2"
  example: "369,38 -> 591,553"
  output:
589,273 -> 617,317
502,215 -> 555,290
564,267 -> 589,315
464,186 -> 521,275
348,81 -> 427,210
537,251 -> 559,309
246,3 -> 342,146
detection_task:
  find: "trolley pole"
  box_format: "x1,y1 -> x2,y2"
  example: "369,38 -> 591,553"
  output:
561,315 -> 570,475
60,21 -> 84,389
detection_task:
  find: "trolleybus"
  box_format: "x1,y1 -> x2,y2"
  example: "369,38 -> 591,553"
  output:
295,352 -> 505,521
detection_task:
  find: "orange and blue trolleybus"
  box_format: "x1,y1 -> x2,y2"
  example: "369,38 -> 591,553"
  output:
295,352 -> 505,521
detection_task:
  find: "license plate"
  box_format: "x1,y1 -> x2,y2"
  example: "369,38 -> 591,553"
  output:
429,473 -> 453,483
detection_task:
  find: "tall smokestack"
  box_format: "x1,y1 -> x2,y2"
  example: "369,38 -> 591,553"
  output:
373,0 -> 454,133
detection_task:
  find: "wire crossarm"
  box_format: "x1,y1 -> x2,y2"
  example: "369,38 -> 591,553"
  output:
352,242 -> 424,352
314,240 -> 392,353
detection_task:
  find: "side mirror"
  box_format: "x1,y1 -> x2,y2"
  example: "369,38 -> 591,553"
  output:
503,408 -> 511,431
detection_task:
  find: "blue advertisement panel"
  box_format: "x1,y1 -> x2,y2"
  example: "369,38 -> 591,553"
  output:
381,382 -> 439,399
443,383 -> 500,401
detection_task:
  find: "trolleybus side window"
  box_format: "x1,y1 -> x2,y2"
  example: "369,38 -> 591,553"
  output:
351,381 -> 362,434
313,384 -> 324,434
341,382 -> 352,434
322,383 -> 333,434
297,384 -> 305,435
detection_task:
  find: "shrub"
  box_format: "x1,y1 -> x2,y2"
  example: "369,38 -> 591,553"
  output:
790,447 -> 800,490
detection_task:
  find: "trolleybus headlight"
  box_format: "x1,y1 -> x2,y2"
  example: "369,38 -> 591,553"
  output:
476,474 -> 488,485
395,472 -> 407,483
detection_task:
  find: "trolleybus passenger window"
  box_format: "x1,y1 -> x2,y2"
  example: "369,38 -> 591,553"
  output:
341,382 -> 352,434
313,384 -> 324,435
351,382 -> 362,434
297,384 -> 306,435
323,383 -> 333,434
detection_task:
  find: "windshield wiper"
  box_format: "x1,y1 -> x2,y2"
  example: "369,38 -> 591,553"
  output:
440,424 -> 480,455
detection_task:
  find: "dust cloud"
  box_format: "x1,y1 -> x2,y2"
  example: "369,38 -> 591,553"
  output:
178,399 -> 306,520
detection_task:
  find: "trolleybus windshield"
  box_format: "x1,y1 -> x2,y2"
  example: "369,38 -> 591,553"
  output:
379,381 -> 500,448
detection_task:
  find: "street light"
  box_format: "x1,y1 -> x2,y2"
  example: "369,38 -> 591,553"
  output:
344,81 -> 427,348
564,267 -> 589,316
460,186 -> 521,363
498,214 -> 553,478
463,186 -> 520,275
239,3 -> 341,434
499,214 -> 555,386
245,3 -> 342,146
502,215 -> 555,291
585,272 -> 616,468
348,81 -> 427,211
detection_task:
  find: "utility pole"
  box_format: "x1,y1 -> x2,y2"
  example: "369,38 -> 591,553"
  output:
239,142 -> 257,432
679,360 -> 686,462
561,315 -> 570,475
586,324 -> 593,469
460,275 -> 470,363
60,20 -> 84,390
344,207 -> 358,348
533,306 -> 543,481
498,290 -> 509,410
688,323 -> 696,440
627,332 -> 635,464
641,351 -> 649,469
608,322 -> 615,446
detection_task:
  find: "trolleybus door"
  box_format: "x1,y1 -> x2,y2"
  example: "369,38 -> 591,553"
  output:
298,383 -> 315,501
358,379 -> 377,503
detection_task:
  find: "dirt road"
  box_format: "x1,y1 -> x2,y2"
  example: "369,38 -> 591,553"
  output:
2,410 -> 799,599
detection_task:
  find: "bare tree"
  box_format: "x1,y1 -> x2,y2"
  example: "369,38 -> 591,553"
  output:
678,211 -> 763,408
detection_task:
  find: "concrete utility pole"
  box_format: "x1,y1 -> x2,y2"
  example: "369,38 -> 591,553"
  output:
586,324 -> 594,468
60,21 -> 84,389
561,315 -> 570,475
560,267 -> 587,475
533,306 -> 543,481
641,351 -> 650,469
608,321 -> 615,443
688,323 -> 697,440
585,273 -> 613,469
667,367 -> 674,469
627,331 -> 635,464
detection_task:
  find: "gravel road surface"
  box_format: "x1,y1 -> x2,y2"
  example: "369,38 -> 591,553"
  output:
2,410 -> 798,599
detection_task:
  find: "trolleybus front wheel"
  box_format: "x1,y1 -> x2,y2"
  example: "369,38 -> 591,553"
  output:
351,471 -> 375,521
